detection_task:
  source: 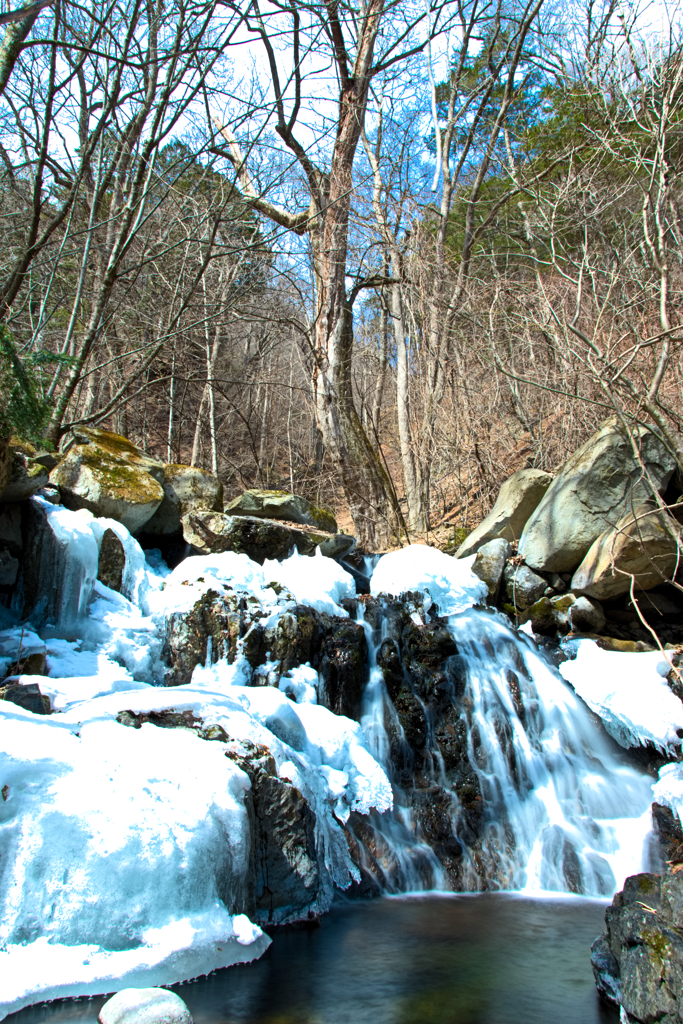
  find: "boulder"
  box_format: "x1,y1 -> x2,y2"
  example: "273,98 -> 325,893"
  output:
591,869 -> 683,1023
567,595 -> 605,633
502,561 -> 547,611
51,428 -> 164,533
181,511 -> 327,563
470,538 -> 512,602
571,503 -> 680,601
456,469 -> 553,557
98,988 -> 193,1024
225,489 -> 337,533
0,680 -> 50,714
519,420 -> 675,573
143,464 -> 224,536
97,528 -> 126,592
317,533 -> 355,560
0,443 -> 49,502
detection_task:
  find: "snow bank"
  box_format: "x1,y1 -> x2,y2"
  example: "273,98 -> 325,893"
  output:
263,548 -> 355,617
370,544 -> 487,615
0,703 -> 269,1019
559,640 -> 683,751
654,762 -> 683,824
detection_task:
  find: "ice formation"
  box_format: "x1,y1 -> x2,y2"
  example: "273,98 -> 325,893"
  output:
559,640 -> 683,751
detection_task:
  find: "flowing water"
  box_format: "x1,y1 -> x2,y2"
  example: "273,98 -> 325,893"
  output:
350,596 -> 655,896
4,895 -> 617,1024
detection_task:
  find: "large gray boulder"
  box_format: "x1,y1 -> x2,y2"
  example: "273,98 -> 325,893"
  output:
143,464 -> 223,536
225,489 -> 337,533
519,420 -> 676,573
571,502 -> 680,601
98,988 -> 192,1024
592,869 -> 683,1023
182,511 -> 327,563
457,469 -> 553,557
470,538 -> 512,602
50,428 -> 164,533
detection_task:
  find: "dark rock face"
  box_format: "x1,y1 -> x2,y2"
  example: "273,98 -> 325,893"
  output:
318,620 -> 367,720
98,528 -> 126,592
0,680 -> 50,714
181,511 -> 327,563
592,868 -> 683,1022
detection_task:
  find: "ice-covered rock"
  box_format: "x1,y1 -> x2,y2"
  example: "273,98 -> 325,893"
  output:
560,639 -> 683,750
99,988 -> 193,1024
144,464 -> 224,536
225,489 -> 337,533
456,469 -> 553,557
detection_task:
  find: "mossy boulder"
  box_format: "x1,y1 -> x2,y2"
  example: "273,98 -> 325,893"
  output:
144,464 -> 224,536
182,511 -> 328,563
225,489 -> 337,533
50,429 -> 164,532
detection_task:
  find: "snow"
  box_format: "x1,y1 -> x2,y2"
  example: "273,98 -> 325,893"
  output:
279,663 -> 319,704
654,762 -> 683,824
263,548 -> 355,617
559,639 -> 683,751
370,544 -> 488,614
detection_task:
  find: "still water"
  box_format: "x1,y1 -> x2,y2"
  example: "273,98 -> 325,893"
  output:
7,894 -> 617,1024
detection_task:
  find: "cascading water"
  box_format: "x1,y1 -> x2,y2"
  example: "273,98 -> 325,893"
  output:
350,563 -> 656,898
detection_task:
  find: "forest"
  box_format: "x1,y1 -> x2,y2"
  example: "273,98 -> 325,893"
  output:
0,0 -> 680,551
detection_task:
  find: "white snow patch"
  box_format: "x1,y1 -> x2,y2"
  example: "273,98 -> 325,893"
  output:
279,663 -> 319,704
654,762 -> 683,824
370,544 -> 487,614
262,548 -> 355,617
559,640 -> 683,751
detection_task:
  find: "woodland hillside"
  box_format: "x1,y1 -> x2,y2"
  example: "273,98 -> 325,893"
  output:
0,0 -> 681,548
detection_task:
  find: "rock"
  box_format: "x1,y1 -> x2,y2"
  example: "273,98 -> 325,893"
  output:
571,503 -> 680,601
0,443 -> 49,501
0,547 -> 18,586
502,561 -> 547,611
0,680 -> 50,714
519,420 -> 675,573
35,485 -> 61,504
470,538 -> 512,601
51,429 -> 164,533
568,595 -> 605,633
98,988 -> 193,1024
225,489 -> 337,533
181,512 -> 327,563
456,469 -> 553,557
97,528 -> 126,592
318,619 -> 367,720
0,503 -> 22,556
591,869 -> 683,1022
143,464 -> 224,536
318,533 -> 355,560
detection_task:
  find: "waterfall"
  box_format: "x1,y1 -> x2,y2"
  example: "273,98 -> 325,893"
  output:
351,579 -> 655,898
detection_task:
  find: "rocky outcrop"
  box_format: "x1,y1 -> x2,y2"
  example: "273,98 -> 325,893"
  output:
592,868 -> 683,1023
99,987 -> 193,1024
143,464 -> 224,536
182,511 -> 327,562
51,428 -> 164,533
456,469 -> 553,557
572,503 -> 680,601
471,538 -> 512,602
519,420 -> 675,573
0,443 -> 51,502
225,489 -> 337,534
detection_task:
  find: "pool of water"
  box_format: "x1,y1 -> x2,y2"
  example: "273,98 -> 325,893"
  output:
6,894 -> 618,1024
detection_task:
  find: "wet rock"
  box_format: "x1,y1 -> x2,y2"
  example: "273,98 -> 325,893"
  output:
0,680 -> 50,714
98,987 -> 193,1024
377,637 -> 403,702
264,605 -> 326,677
144,464 -> 224,536
182,511 -> 326,562
318,619 -> 367,720
456,469 -> 553,557
572,503 -> 680,600
97,528 -> 126,592
0,547 -> 18,586
568,595 -> 605,634
51,428 -> 164,533
164,588 -> 267,685
520,419 -> 675,573
651,802 -> 683,863
470,538 -> 512,602
502,561 -> 547,612
591,869 -> 683,1022
0,443 -> 49,502
0,503 -> 22,557
225,489 -> 337,533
